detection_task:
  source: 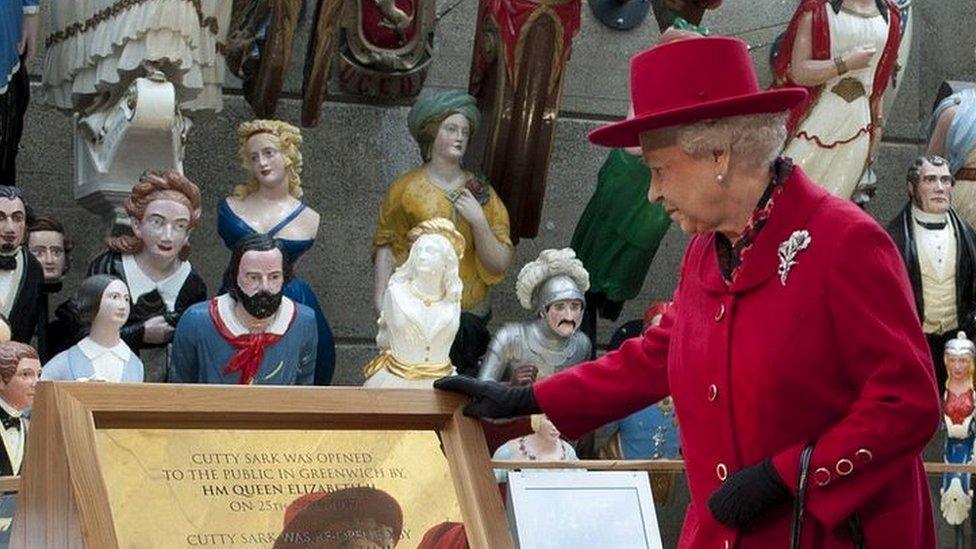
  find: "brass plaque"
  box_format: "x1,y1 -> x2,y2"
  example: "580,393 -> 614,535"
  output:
95,429 -> 463,548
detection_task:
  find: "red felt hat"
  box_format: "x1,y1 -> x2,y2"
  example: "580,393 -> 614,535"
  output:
589,36 -> 807,148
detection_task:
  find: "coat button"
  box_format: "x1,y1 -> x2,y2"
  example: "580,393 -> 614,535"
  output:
855,448 -> 873,464
716,463 -> 728,481
814,467 -> 831,487
835,459 -> 854,476
715,304 -> 726,321
707,384 -> 718,401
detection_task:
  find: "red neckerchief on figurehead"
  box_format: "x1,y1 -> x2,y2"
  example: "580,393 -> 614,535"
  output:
716,157 -> 794,283
208,297 -> 297,384
771,0 -> 901,136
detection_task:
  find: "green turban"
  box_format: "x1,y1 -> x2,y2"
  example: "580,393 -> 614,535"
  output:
407,90 -> 481,160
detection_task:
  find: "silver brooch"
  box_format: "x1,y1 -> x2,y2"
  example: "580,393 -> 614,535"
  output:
777,230 -> 812,286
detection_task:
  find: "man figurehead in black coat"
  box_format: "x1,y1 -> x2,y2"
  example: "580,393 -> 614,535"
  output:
0,187 -> 43,346
887,155 -> 976,394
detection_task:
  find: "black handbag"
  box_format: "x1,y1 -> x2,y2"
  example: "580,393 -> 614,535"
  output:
790,444 -> 865,549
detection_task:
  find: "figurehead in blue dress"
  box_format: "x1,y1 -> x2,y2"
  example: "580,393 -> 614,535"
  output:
217,119 -> 336,385
941,331 -> 976,528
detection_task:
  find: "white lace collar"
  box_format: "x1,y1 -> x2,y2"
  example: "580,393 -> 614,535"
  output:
122,254 -> 192,311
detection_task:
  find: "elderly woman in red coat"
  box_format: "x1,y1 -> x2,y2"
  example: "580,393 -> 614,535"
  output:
437,35 -> 939,548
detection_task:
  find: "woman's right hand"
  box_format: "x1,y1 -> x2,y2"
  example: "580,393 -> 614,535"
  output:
434,376 -> 541,419
842,45 -> 877,72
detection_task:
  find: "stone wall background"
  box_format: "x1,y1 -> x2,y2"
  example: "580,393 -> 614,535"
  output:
14,0 -> 976,545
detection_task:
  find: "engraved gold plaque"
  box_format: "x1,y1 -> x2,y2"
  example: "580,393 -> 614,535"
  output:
95,429 -> 462,548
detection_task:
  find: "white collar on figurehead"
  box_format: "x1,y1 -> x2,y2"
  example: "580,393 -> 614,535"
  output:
911,204 -> 949,225
122,254 -> 192,311
215,293 -> 295,338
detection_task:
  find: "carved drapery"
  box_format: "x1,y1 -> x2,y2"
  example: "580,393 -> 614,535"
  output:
467,0 -> 581,241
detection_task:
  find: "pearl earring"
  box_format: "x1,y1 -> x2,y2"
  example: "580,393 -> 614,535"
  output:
716,174 -> 724,183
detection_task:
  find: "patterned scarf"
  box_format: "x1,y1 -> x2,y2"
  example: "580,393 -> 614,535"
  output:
715,158 -> 794,283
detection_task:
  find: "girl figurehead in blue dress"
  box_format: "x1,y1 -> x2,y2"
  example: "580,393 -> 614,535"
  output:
217,119 -> 336,384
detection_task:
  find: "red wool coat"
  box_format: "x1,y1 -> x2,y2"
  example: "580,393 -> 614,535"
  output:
535,167 -> 940,548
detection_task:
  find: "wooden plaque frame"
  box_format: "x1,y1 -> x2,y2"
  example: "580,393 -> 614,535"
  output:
12,382 -> 512,548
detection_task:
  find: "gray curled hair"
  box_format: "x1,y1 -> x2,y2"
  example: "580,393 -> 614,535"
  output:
671,112 -> 789,168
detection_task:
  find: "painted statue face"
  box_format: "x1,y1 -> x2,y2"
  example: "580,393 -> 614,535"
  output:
432,113 -> 470,162
28,230 -> 67,281
545,299 -> 584,338
947,355 -> 973,383
246,134 -> 288,190
95,280 -> 131,328
235,249 -> 285,319
535,415 -> 561,439
641,131 -> 729,235
237,249 -> 285,297
131,199 -> 191,262
411,235 -> 449,278
911,161 -> 953,215
0,357 -> 40,410
0,198 -> 27,253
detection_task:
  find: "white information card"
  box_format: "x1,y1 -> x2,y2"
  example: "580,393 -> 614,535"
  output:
506,470 -> 663,549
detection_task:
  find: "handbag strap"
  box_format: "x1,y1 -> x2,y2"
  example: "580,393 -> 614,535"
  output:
790,444 -> 816,549
847,514 -> 865,549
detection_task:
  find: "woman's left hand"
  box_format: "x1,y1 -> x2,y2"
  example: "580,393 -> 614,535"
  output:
454,189 -> 488,229
707,459 -> 792,529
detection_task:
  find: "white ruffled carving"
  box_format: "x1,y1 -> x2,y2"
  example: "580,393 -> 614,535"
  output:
41,0 -> 230,112
941,478 -> 973,525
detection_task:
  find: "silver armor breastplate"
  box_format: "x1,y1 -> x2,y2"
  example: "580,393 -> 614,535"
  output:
479,318 -> 591,381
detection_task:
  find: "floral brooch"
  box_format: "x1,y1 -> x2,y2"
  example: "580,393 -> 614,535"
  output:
777,230 -> 812,286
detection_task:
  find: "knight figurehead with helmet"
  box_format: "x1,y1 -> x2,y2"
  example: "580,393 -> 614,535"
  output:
478,248 -> 591,385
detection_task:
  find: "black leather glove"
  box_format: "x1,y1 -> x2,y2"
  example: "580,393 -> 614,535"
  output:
433,376 -> 541,419
707,459 -> 791,529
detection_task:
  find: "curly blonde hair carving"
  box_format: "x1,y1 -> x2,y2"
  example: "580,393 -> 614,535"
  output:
235,119 -> 304,199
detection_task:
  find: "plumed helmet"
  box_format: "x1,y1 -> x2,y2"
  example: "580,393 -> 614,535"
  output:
946,331 -> 976,358
535,275 -> 586,312
515,248 -> 589,312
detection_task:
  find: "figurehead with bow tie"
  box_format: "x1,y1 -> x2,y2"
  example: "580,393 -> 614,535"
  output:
887,154 -> 976,395
0,341 -> 38,540
0,187 -> 42,346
